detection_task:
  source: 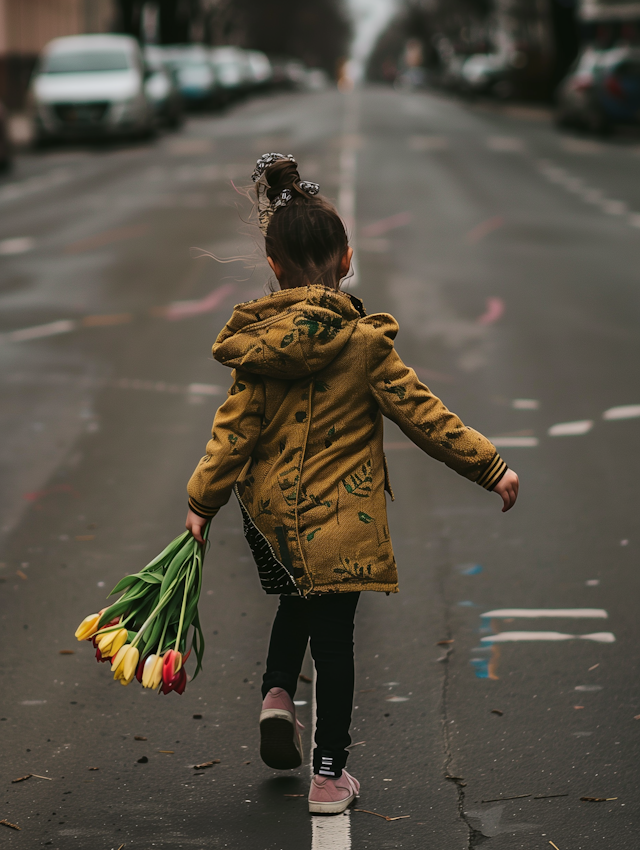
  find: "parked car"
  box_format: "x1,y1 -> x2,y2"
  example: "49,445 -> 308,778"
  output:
210,47 -> 251,101
269,56 -> 308,89
161,45 -> 220,110
29,34 -> 155,143
246,50 -> 272,89
143,46 -> 183,128
0,100 -> 12,170
556,46 -> 640,133
460,53 -> 513,98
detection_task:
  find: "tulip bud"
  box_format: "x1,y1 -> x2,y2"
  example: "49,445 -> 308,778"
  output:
75,613 -> 101,642
142,654 -> 163,689
111,644 -> 139,686
162,649 -> 182,685
96,628 -> 128,659
110,644 -> 128,673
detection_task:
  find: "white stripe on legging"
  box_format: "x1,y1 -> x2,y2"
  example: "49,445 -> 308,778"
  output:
310,668 -> 352,850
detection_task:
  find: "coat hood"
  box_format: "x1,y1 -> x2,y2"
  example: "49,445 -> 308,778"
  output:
212,286 -> 364,379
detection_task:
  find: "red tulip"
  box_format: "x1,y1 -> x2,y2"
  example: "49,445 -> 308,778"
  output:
160,650 -> 187,695
136,655 -> 147,683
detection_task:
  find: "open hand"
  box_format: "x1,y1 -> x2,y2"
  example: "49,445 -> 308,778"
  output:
493,469 -> 519,512
185,509 -> 208,543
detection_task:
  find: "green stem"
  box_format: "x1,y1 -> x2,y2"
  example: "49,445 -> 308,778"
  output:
158,615 -> 170,657
130,569 -> 186,650
95,612 -> 135,636
174,557 -> 193,652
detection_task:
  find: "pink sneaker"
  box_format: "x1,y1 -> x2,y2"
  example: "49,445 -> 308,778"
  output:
308,769 -> 360,814
259,687 -> 303,770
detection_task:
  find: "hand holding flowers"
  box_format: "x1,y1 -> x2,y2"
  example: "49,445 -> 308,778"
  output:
74,525 -> 209,694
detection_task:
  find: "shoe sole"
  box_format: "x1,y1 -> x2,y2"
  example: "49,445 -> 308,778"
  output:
308,793 -> 357,814
259,711 -> 303,770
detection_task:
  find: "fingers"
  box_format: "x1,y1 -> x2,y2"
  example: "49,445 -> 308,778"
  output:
501,484 -> 518,512
191,526 -> 205,544
185,513 -> 206,544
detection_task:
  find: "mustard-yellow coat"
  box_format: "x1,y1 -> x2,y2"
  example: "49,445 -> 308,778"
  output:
188,286 -> 506,596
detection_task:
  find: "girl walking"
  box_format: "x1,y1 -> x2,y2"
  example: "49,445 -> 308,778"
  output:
185,153 -> 519,814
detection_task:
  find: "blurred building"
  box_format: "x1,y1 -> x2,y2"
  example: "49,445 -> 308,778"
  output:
0,0 -> 116,108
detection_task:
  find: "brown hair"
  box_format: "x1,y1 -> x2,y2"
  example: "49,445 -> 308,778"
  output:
259,158 -> 349,290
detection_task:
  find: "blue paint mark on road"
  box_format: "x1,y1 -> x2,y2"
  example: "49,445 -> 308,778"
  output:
458,563 -> 483,575
458,600 -> 477,607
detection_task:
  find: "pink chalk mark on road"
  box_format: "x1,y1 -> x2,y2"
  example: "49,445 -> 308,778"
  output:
360,211 -> 412,238
467,215 -> 505,244
164,283 -> 236,321
477,297 -> 505,325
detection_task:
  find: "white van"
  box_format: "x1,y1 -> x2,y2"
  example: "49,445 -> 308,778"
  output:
30,34 -> 155,143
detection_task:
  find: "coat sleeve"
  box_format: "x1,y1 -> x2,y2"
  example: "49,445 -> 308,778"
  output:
187,369 -> 265,518
361,314 -> 507,490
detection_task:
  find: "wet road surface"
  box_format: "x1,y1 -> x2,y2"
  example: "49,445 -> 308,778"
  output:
1,86 -> 639,849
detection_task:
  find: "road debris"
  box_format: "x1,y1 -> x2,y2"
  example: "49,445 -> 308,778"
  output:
573,706 -> 584,710
588,664 -> 599,671
354,808 -> 410,821
482,794 -> 531,803
298,674 -> 312,683
192,714 -> 202,719
193,760 -> 220,770
634,715 -> 640,721
491,709 -> 504,716
0,819 -> 20,830
12,774 -> 32,783
580,796 -> 618,802
549,842 -> 561,850
16,570 -> 27,580
284,794 -> 305,797
158,750 -> 174,754
59,650 -> 75,655
437,639 -> 454,645
137,756 -> 148,763
88,767 -> 99,771
243,760 -> 251,765
134,735 -> 147,740
533,793 -> 568,800
347,741 -> 366,748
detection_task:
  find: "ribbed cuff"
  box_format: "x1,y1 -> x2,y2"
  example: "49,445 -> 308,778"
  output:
187,496 -> 219,519
477,452 -> 508,491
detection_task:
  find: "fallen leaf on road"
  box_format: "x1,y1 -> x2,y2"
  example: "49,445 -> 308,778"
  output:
16,570 -> 27,580
88,767 -> 99,771
445,775 -> 465,782
588,664 -> 599,671
482,794 -> 530,803
298,674 -> 312,683
193,760 -> 220,770
437,639 -> 454,645
0,819 -> 20,830
580,796 -> 618,802
491,709 -> 504,716
634,715 -> 640,721
30,774 -> 52,780
59,650 -> 74,655
134,736 -> 147,741
354,809 -> 410,821
12,774 -> 32,783
574,706 -> 584,710
158,750 -> 174,754
243,761 -> 250,765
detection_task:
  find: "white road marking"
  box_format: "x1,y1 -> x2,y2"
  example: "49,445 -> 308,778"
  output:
548,420 -> 593,436
601,199 -> 628,215
486,136 -> 525,152
0,236 -> 35,255
338,93 -> 360,290
489,436 -> 539,447
603,404 -> 640,420
481,631 -> 615,643
188,383 -> 224,396
7,319 -> 77,342
575,685 -> 602,691
481,608 -> 608,618
559,137 -> 604,154
512,399 -> 539,409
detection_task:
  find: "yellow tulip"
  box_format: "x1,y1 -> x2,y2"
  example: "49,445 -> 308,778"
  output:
75,613 -> 101,641
97,628 -> 128,658
112,645 -> 139,686
142,654 -> 163,689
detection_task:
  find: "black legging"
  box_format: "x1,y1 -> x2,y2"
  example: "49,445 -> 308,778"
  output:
262,592 -> 360,776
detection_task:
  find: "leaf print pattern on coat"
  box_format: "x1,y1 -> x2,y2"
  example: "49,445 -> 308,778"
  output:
341,459 -> 373,498
187,286 -> 508,596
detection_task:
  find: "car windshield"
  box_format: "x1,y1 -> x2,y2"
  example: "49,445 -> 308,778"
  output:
43,50 -> 130,74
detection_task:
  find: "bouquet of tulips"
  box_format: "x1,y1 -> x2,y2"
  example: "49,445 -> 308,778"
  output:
75,525 -> 209,695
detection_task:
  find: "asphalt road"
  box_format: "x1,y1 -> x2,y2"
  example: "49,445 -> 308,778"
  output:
1,85 -> 639,850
